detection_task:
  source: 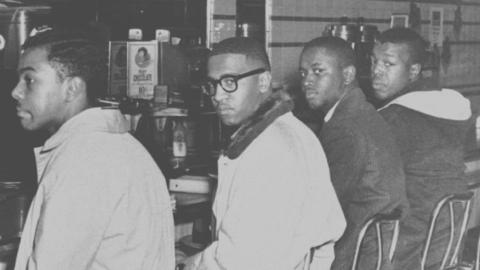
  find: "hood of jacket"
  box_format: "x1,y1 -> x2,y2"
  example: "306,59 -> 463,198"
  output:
225,90 -> 294,159
380,78 -> 471,121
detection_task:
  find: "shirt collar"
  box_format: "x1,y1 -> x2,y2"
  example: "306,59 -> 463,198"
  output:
323,100 -> 340,123
324,89 -> 350,122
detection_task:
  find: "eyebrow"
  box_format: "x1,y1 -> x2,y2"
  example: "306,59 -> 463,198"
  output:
380,51 -> 398,58
18,67 -> 35,74
207,73 -> 238,80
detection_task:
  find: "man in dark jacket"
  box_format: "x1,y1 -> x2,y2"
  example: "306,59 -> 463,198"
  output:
371,27 -> 473,270
299,36 -> 408,270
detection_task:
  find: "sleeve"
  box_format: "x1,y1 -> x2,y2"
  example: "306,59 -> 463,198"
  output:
26,149 -> 124,270
379,107 -> 412,161
320,124 -> 395,266
320,125 -> 366,199
186,141 -> 313,270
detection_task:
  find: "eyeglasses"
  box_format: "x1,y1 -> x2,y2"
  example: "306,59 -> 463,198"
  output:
202,68 -> 266,96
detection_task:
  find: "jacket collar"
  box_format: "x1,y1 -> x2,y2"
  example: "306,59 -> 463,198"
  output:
378,77 -> 439,110
401,76 -> 439,93
225,90 -> 294,159
40,108 -> 130,153
379,78 -> 471,121
325,87 -> 368,123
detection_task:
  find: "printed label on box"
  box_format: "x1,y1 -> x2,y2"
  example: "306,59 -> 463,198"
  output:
108,41 -> 127,97
429,7 -> 444,47
127,41 -> 158,100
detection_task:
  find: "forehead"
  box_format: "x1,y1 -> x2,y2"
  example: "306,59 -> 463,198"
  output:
19,47 -> 50,70
208,53 -> 250,74
374,42 -> 410,60
301,47 -> 340,67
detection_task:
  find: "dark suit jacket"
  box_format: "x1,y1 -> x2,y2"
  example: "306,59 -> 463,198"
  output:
317,87 -> 408,270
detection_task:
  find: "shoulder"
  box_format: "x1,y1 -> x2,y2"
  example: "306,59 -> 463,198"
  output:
57,132 -> 159,181
244,113 -> 323,162
265,113 -> 321,148
379,104 -> 417,124
322,111 -> 367,146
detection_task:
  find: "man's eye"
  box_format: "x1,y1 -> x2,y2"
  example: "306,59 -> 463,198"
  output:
222,77 -> 236,86
299,70 -> 306,78
313,68 -> 323,75
24,76 -> 34,85
384,62 -> 393,67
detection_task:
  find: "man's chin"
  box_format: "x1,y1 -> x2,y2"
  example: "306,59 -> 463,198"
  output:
219,115 -> 238,126
18,118 -> 40,132
306,100 -> 324,112
371,87 -> 387,100
20,123 -> 36,131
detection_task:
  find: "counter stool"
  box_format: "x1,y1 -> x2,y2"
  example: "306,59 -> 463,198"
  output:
421,192 -> 474,270
351,208 -> 402,270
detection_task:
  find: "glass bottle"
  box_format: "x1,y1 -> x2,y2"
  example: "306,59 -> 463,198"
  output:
172,119 -> 187,158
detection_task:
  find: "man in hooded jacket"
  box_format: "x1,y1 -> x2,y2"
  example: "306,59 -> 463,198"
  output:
371,27 -> 473,270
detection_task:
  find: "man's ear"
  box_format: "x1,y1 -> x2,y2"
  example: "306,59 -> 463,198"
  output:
258,71 -> 272,93
63,77 -> 87,102
342,65 -> 356,86
409,63 -> 421,81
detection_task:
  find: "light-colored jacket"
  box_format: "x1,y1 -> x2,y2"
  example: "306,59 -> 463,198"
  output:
14,108 -> 175,270
189,112 -> 346,270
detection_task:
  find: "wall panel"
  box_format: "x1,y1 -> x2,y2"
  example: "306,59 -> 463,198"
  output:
210,0 -> 480,114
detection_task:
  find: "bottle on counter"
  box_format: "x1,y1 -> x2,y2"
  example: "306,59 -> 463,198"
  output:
172,119 -> 187,158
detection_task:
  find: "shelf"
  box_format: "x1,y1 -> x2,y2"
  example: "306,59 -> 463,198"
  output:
151,107 -> 188,117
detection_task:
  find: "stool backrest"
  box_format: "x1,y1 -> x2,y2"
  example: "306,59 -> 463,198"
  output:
302,240 -> 334,270
475,230 -> 480,270
420,192 -> 474,270
351,208 -> 402,270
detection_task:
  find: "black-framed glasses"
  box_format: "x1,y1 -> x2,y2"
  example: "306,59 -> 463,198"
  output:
202,68 -> 266,96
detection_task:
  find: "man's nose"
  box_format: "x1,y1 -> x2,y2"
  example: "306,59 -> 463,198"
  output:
11,83 -> 23,101
302,73 -> 313,87
372,62 -> 383,76
213,84 -> 226,103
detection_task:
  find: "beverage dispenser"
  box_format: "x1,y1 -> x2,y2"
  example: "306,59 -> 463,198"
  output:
0,6 -> 51,71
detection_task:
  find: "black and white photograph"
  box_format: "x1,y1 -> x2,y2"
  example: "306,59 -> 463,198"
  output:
0,0 -> 480,269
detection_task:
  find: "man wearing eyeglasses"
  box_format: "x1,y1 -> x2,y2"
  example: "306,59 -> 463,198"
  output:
181,37 -> 345,270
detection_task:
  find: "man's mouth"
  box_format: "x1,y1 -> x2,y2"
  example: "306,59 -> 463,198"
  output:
216,105 -> 233,115
371,78 -> 385,87
16,107 -> 30,119
304,89 -> 317,99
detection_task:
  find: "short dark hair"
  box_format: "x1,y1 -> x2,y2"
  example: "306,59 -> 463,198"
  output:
302,36 -> 356,68
22,26 -> 107,104
376,28 -> 427,65
209,37 -> 271,70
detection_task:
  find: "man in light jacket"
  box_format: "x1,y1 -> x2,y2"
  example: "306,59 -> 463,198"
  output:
371,27 -> 473,270
181,37 -> 345,270
12,26 -> 175,270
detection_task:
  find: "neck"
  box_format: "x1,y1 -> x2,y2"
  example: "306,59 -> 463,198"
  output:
322,84 -> 353,114
47,100 -> 91,136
